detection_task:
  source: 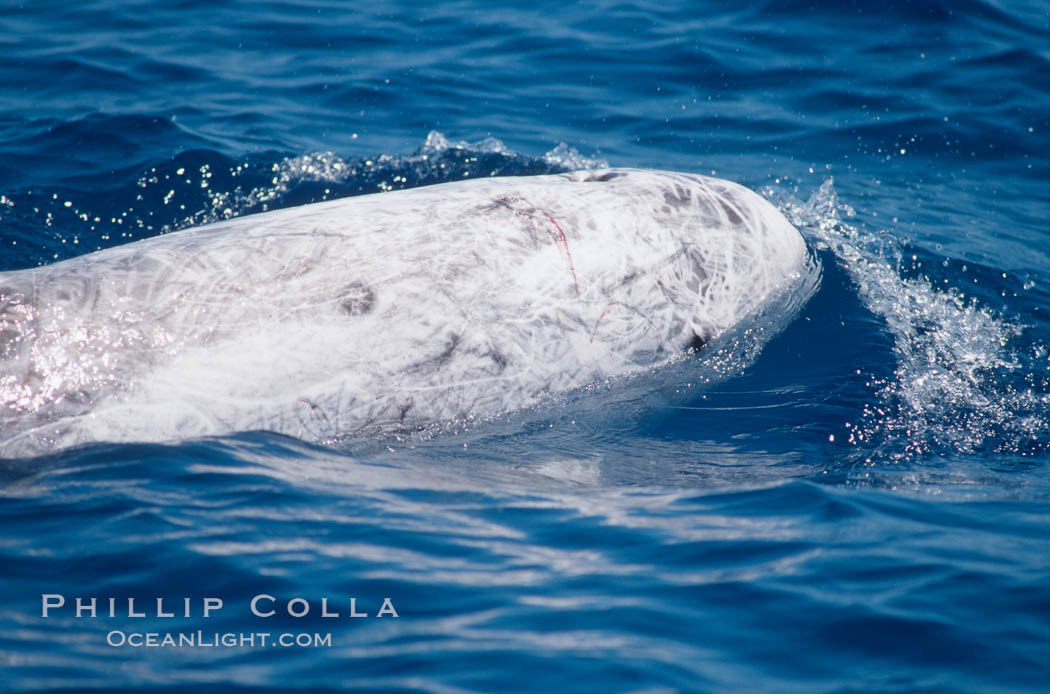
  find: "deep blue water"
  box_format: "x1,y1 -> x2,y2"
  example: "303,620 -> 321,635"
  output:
2,1 -> 1050,692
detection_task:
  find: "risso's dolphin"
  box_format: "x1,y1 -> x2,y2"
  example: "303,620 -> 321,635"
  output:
0,168 -> 813,457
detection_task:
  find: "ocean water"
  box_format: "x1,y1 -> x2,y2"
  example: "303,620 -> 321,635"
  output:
2,1 -> 1049,692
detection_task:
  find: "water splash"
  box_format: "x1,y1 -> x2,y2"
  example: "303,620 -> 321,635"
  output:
414,130 -> 512,156
169,131 -> 573,228
769,179 -> 1048,462
541,142 -> 609,170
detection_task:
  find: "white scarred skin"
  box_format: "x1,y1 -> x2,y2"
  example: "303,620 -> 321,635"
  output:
0,168 -> 811,456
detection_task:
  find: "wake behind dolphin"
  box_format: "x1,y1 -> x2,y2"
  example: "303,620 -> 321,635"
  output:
0,169 -> 815,457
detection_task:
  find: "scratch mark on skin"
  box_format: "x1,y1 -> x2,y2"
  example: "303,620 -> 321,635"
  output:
434,333 -> 461,366
531,203 -> 579,294
406,332 -> 461,375
298,397 -> 329,421
493,195 -> 580,294
488,350 -> 508,372
590,301 -> 660,344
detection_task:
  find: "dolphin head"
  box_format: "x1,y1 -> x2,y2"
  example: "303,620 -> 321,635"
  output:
559,168 -> 810,351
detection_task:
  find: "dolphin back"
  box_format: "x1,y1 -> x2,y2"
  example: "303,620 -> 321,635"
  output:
0,169 -> 813,456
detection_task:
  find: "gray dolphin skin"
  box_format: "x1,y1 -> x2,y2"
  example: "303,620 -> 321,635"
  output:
0,169 -> 814,457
